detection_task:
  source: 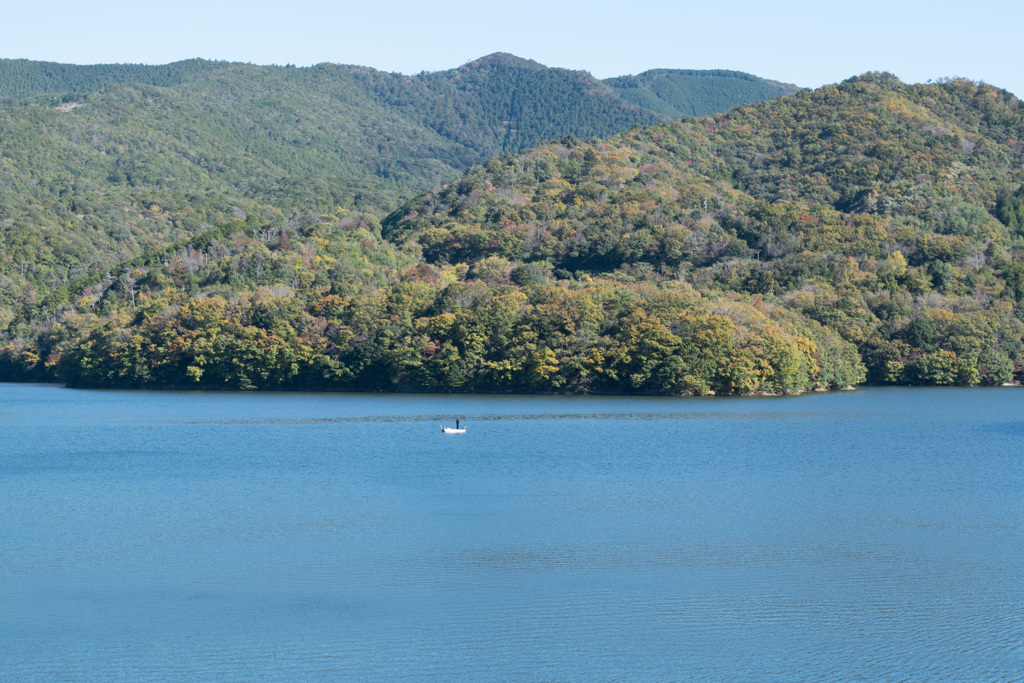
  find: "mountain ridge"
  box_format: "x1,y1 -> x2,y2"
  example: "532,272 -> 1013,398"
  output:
0,54 -> 797,321
0,54 -> 797,105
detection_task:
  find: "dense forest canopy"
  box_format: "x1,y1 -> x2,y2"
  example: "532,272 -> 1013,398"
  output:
0,54 -> 794,321
1,63 -> 1021,394
606,69 -> 800,119
0,58 -> 233,100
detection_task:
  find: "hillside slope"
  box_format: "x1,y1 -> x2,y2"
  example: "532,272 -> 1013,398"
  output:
0,58 -> 232,100
5,75 -> 1023,393
379,73 -> 1024,387
0,55 -> 793,322
605,69 -> 799,118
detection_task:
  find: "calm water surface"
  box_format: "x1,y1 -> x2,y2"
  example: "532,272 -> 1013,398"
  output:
1,384 -> 1022,680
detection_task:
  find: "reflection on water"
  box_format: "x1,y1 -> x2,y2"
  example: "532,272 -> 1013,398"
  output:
1,384 -> 1022,680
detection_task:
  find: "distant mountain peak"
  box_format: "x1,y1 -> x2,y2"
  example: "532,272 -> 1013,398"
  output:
462,53 -> 545,70
603,68 -> 800,119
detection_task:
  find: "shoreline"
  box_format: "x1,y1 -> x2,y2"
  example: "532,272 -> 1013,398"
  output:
2,378 -> 1020,397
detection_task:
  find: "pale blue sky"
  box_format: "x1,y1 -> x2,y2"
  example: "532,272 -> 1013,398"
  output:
4,0 -> 1022,96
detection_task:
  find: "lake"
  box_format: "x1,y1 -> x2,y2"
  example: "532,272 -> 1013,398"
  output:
1,383 -> 1022,680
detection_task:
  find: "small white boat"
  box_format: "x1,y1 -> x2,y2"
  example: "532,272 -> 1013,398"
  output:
441,420 -> 466,434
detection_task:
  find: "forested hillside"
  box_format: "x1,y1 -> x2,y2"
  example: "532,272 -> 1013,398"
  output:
0,54 -> 792,327
4,68 -> 1020,395
605,69 -> 798,118
381,74 -> 1024,389
0,58 -> 232,100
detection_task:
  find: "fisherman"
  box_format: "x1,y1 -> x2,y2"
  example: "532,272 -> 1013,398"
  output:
456,418 -> 460,429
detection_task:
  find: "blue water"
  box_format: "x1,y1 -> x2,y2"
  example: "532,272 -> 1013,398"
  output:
1,384 -> 1022,680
